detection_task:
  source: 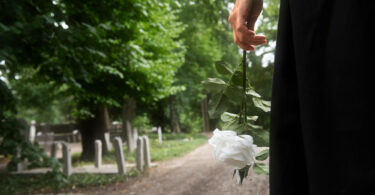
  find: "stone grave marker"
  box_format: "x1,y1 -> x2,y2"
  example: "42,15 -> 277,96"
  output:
29,120 -> 36,143
136,137 -> 144,171
62,142 -> 72,176
16,147 -> 28,171
133,128 -> 138,146
50,142 -> 58,158
104,132 -> 113,151
142,136 -> 151,168
114,137 -> 126,174
95,140 -> 102,168
157,127 -> 162,144
72,130 -> 79,142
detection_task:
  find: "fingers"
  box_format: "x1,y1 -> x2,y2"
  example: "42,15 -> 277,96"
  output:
228,0 -> 267,51
232,25 -> 267,51
234,29 -> 254,45
238,42 -> 255,51
245,32 -> 267,45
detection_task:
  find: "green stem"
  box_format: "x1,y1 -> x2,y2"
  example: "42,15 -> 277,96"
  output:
242,49 -> 247,124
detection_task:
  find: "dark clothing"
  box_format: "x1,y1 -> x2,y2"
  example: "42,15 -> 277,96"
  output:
270,0 -> 375,194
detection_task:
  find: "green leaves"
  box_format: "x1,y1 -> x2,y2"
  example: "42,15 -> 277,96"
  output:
255,149 -> 269,161
221,112 -> 258,122
202,78 -> 227,94
252,97 -> 271,112
215,61 -> 233,75
231,70 -> 243,86
220,112 -> 269,146
221,112 -> 244,131
203,60 -> 271,121
235,165 -> 250,185
246,89 -> 261,98
208,93 -> 229,119
251,128 -> 269,147
253,163 -> 269,175
235,162 -> 269,183
223,85 -> 243,102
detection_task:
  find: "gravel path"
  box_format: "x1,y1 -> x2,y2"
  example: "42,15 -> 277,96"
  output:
90,142 -> 269,195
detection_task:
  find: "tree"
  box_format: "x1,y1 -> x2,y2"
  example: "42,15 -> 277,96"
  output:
1,0 -> 186,160
170,0 -> 241,132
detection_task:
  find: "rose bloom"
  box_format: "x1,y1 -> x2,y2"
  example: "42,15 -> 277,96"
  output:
208,129 -> 257,169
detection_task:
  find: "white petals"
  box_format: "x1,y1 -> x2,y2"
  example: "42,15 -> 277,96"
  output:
208,128 -> 257,169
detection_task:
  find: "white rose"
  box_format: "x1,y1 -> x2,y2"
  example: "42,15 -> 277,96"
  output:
208,128 -> 257,169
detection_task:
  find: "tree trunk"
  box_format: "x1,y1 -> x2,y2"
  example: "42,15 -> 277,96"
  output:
169,95 -> 181,133
122,98 -> 136,152
201,97 -> 210,131
80,105 -> 110,161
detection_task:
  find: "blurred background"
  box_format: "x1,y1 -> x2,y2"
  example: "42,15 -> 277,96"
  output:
0,0 -> 279,194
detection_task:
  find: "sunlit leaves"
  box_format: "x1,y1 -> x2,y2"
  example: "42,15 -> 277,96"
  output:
246,89 -> 261,98
252,97 -> 271,112
222,112 -> 257,122
221,112 -> 259,132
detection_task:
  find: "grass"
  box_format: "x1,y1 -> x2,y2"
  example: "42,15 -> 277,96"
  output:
149,133 -> 207,161
0,170 -> 139,195
1,133 -> 207,194
71,132 -> 207,167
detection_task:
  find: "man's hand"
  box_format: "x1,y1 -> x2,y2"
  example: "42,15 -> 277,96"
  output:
228,0 -> 266,51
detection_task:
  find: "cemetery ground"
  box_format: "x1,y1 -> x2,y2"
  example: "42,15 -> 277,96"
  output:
77,143 -> 269,195
0,133 -> 207,194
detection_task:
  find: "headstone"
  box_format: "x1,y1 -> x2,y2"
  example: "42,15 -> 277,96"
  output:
133,128 -> 138,146
157,127 -> 162,144
104,132 -> 113,151
114,137 -> 126,174
16,147 -> 27,171
125,121 -> 135,152
62,142 -> 72,176
95,140 -> 102,168
112,121 -> 120,129
50,142 -> 58,158
136,137 -> 144,171
72,130 -> 79,142
142,136 -> 151,169
29,120 -> 36,143
16,149 -> 23,171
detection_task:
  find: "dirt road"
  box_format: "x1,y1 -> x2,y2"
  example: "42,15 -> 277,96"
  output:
91,142 -> 269,195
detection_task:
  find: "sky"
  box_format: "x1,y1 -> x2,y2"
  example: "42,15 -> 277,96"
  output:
0,60 -> 6,82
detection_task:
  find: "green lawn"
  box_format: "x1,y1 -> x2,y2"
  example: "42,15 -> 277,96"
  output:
72,132 -> 207,167
0,133 -> 207,194
0,170 -> 140,194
